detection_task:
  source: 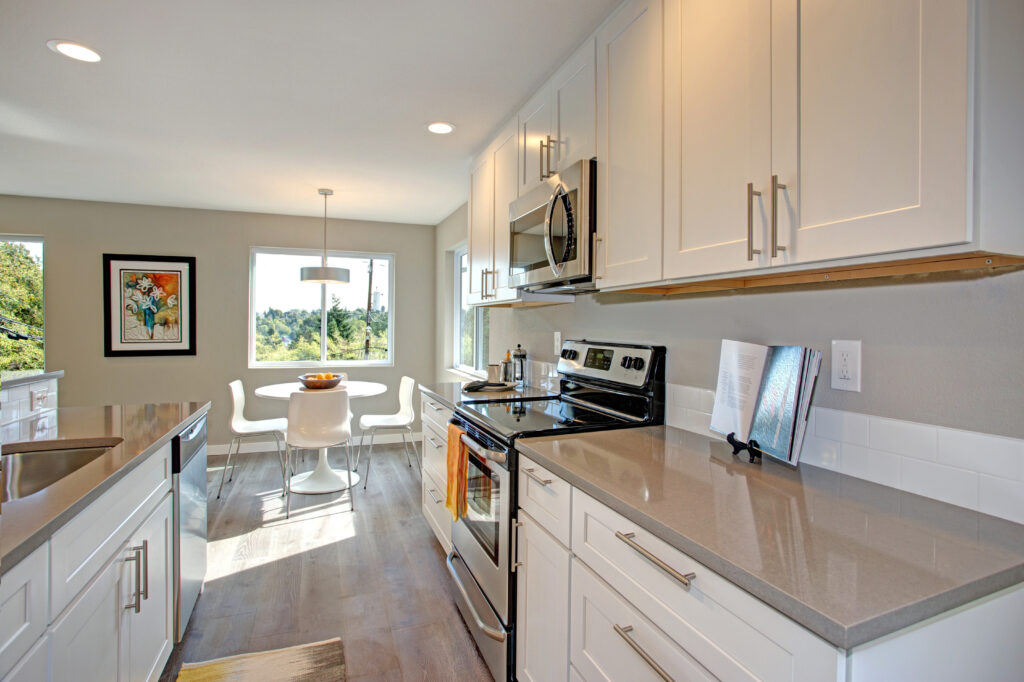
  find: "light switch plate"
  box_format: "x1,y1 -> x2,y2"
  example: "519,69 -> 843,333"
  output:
831,340 -> 862,392
553,331 -> 562,356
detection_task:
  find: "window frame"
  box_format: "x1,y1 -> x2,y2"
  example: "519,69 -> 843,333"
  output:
248,246 -> 396,369
453,248 -> 488,377
0,234 -> 46,377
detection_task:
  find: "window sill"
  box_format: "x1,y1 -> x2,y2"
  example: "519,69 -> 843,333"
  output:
448,366 -> 486,381
249,360 -> 395,369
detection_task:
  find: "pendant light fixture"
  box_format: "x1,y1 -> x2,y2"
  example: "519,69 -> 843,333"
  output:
301,188 -> 350,284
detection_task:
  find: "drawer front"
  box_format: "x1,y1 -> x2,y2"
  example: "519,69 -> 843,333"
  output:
421,420 -> 448,485
0,543 -> 49,679
420,395 -> 453,432
50,443 -> 171,621
1,632 -> 49,682
572,490 -> 839,682
571,558 -> 716,682
519,454 -> 572,547
422,467 -> 452,552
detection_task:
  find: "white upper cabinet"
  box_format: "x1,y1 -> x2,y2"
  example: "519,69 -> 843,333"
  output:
491,122 -> 520,301
518,88 -> 554,197
550,38 -> 596,174
663,0 -> 772,279
773,0 -> 971,265
467,150 -> 494,305
595,0 -> 664,288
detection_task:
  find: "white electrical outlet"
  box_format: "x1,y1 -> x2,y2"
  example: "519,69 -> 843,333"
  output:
831,340 -> 862,392
553,331 -> 562,355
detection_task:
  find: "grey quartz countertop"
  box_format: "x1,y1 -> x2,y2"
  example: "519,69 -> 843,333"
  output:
517,425 -> 1024,650
418,381 -> 557,410
1,401 -> 211,573
1,369 -> 65,388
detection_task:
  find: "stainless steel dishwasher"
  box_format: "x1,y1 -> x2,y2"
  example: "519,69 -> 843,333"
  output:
172,414 -> 207,642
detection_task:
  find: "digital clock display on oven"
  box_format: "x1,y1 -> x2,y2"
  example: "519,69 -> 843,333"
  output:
583,348 -> 614,370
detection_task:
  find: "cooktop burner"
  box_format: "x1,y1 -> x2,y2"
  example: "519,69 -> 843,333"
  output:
456,398 -> 628,439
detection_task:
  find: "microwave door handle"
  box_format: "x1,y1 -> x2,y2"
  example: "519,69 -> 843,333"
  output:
543,187 -> 563,276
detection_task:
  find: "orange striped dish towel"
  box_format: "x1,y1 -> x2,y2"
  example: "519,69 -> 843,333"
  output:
446,423 -> 469,521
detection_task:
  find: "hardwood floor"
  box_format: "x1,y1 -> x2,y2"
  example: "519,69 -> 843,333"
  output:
159,445 -> 491,682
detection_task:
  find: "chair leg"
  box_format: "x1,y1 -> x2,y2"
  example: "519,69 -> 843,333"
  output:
346,442 -> 355,512
217,437 -> 238,499
408,426 -> 420,468
285,444 -> 292,519
273,433 -> 286,498
400,431 -> 414,468
362,429 -> 377,489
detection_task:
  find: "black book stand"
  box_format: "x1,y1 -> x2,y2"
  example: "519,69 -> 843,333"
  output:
726,432 -> 763,464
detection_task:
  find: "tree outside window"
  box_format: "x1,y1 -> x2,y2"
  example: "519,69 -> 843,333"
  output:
0,237 -> 44,380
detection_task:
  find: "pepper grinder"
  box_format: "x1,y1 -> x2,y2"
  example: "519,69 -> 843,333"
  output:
512,344 -> 527,389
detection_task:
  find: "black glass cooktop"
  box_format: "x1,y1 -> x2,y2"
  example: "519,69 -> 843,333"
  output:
456,398 -> 628,439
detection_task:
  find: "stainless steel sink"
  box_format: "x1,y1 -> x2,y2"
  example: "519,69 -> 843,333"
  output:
1,440 -> 121,503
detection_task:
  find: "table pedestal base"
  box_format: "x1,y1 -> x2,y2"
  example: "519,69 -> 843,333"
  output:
289,447 -> 360,494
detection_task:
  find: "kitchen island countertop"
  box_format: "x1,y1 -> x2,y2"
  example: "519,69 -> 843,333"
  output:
517,425 -> 1024,650
418,381 -> 557,410
1,401 -> 210,573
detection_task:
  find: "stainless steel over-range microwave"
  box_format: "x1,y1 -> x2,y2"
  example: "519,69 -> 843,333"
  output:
508,157 -> 596,293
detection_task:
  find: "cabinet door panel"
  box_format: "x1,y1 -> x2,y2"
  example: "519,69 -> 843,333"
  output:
519,88 -> 553,196
492,122 -> 519,300
468,154 -> 494,304
553,38 -> 596,172
663,0 -> 771,278
516,512 -> 570,682
2,633 -> 49,682
128,496 -> 173,682
596,0 -> 664,287
774,0 -> 971,264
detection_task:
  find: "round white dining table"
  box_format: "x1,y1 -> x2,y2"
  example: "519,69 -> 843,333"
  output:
254,380 -> 387,494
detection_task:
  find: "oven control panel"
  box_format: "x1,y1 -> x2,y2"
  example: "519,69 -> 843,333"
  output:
556,340 -> 656,387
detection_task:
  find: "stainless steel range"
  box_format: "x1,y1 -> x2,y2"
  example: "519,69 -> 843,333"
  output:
446,340 -> 666,682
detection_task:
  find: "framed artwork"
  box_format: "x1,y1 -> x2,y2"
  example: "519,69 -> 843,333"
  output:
103,253 -> 196,357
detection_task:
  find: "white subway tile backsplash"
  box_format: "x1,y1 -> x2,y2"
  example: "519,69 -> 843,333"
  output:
800,434 -> 841,471
869,416 -> 937,461
814,408 -> 869,447
901,458 -> 979,510
840,443 -> 901,488
978,475 -> 1024,525
936,427 -> 1023,480
699,389 -> 716,414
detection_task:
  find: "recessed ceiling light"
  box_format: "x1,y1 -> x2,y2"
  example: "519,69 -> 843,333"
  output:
46,40 -> 101,63
427,122 -> 455,135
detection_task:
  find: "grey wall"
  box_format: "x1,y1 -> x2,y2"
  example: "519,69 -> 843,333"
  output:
488,269 -> 1024,440
0,194 -> 436,445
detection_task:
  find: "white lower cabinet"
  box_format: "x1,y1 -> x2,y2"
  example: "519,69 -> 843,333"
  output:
127,495 -> 174,682
0,544 -> 48,679
1,634 -> 49,682
51,546 -> 128,682
515,511 -> 570,682
422,467 -> 452,552
571,558 -> 716,682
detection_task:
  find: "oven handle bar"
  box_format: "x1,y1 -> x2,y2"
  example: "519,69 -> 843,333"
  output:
446,551 -> 508,642
460,433 -> 508,464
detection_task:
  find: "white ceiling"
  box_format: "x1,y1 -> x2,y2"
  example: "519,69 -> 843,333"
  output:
0,0 -> 620,225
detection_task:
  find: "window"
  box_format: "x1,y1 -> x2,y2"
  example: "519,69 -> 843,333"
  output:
249,247 -> 393,366
454,249 -> 489,374
0,236 -> 44,380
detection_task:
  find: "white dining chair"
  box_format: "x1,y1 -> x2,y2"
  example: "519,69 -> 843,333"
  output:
286,388 -> 356,517
220,380 -> 288,499
358,375 -> 418,489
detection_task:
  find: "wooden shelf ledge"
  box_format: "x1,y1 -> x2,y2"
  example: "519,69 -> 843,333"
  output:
621,252 -> 1024,297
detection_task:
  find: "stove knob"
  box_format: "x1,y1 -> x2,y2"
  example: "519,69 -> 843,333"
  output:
620,356 -> 633,369
570,350 -> 579,360
560,349 -> 568,359
632,357 -> 646,371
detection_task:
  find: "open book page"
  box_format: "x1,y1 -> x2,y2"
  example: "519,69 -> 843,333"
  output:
709,340 -> 770,442
749,346 -> 805,462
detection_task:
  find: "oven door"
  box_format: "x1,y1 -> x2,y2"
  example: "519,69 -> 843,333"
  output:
451,433 -> 511,624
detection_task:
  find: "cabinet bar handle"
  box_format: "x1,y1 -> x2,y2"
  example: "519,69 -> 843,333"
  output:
125,546 -> 143,613
615,531 -> 696,587
613,624 -> 675,682
771,174 -> 787,257
426,487 -> 442,504
539,139 -> 547,181
427,402 -> 442,412
426,436 -> 441,448
522,467 -> 553,486
747,183 -> 762,261
545,135 -> 556,178
140,540 -> 149,600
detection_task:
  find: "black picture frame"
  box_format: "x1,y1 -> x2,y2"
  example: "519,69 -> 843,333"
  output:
103,253 -> 197,357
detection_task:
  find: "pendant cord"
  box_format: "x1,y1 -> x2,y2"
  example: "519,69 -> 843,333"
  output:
322,191 -> 328,267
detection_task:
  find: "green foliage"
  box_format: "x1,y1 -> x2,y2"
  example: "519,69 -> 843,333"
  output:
0,242 -> 44,376
254,297 -> 389,363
